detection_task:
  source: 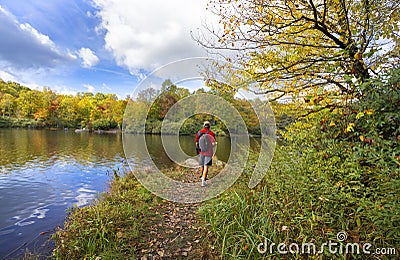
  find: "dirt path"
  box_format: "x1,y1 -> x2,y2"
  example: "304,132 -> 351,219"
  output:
134,201 -> 213,259
133,167 -> 218,259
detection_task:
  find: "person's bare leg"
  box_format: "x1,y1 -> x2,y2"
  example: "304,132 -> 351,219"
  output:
199,166 -> 204,177
202,165 -> 208,180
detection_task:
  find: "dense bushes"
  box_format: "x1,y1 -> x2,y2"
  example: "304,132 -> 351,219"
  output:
199,69 -> 400,259
200,116 -> 399,258
92,119 -> 118,130
0,117 -> 44,128
125,116 -> 230,135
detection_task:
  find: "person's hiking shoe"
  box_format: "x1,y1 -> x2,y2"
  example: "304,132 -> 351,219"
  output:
201,177 -> 206,187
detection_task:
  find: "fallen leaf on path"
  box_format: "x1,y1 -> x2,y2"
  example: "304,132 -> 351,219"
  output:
157,249 -> 164,257
183,246 -> 193,252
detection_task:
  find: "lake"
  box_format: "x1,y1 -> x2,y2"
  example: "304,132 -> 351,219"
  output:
0,128 -> 239,258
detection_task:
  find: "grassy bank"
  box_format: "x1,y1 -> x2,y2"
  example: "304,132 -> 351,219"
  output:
52,172 -> 159,259
52,167 -> 216,259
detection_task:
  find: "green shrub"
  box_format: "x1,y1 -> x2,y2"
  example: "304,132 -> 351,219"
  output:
200,114 -> 399,259
0,118 -> 11,127
92,119 -> 118,130
0,118 -> 43,128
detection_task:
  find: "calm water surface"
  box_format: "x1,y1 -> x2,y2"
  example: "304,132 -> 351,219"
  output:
0,129 -> 128,257
0,129 -> 235,258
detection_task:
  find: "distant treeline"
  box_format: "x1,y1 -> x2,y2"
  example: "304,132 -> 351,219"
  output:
122,79 -> 293,135
0,79 -> 293,133
0,79 -> 126,130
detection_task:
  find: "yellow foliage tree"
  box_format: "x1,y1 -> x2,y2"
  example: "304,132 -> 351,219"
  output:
199,0 -> 399,106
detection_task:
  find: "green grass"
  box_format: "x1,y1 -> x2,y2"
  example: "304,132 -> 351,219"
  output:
198,110 -> 400,259
199,147 -> 399,259
52,172 -> 159,259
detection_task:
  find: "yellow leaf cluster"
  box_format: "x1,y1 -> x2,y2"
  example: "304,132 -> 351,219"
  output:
365,109 -> 374,115
354,51 -> 363,60
356,112 -> 364,119
206,0 -> 399,105
345,123 -> 355,133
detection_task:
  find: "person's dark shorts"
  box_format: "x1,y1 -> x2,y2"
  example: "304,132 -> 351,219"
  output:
198,154 -> 212,166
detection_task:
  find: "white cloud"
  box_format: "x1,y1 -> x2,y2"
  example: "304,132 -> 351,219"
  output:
24,82 -> 43,91
78,48 -> 100,68
92,0 -> 216,74
0,70 -> 16,82
53,85 -> 78,96
0,62 -> 54,90
102,83 -> 112,91
0,5 -> 76,68
19,23 -> 56,49
66,51 -> 78,60
84,84 -> 96,93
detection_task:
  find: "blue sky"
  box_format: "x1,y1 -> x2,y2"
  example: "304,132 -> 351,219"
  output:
0,0 -> 216,98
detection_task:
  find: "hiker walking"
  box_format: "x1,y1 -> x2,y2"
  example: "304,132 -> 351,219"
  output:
195,121 -> 216,186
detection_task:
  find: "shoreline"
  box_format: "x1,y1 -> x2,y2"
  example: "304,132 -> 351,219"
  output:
52,167 -> 218,259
